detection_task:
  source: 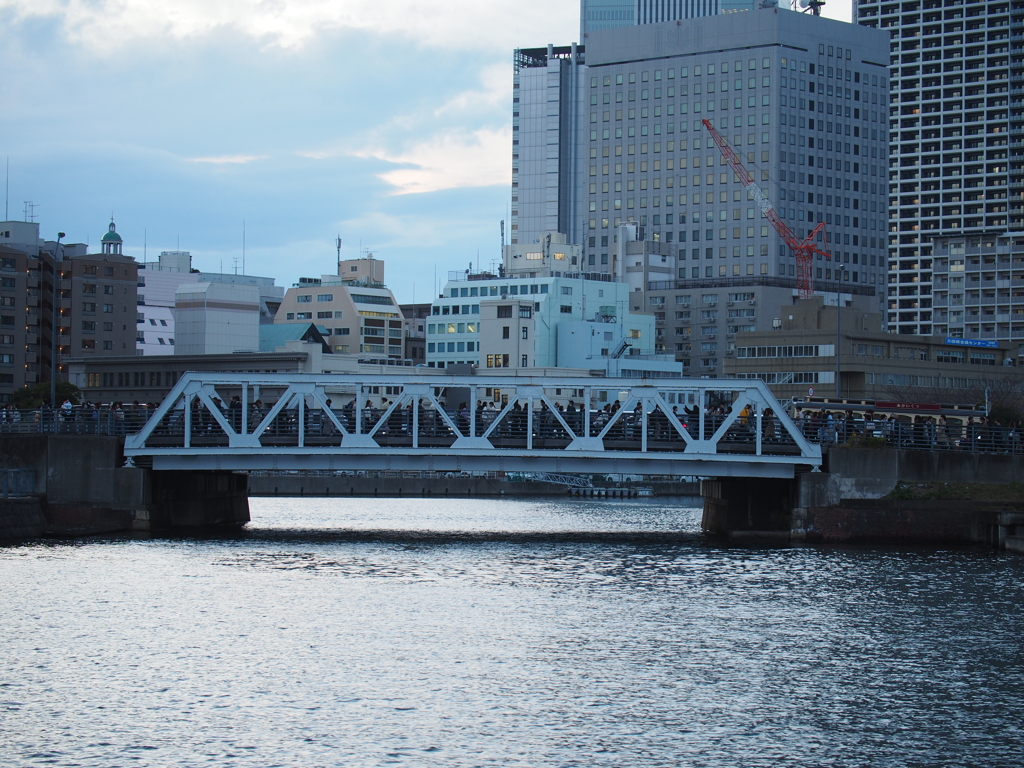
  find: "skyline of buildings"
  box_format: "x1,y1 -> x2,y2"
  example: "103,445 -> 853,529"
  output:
6,0 -> 1024,406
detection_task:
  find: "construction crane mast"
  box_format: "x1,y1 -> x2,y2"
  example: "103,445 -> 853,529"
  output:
702,119 -> 830,299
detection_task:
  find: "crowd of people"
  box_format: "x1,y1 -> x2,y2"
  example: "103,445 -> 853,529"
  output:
0,399 -> 155,435
12,393 -> 1019,455
793,407 -> 1021,452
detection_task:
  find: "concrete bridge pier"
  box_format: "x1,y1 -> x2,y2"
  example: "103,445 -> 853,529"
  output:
141,470 -> 250,531
700,477 -> 795,543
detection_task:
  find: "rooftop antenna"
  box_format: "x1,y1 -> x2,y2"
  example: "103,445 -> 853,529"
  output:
23,201 -> 37,222
793,0 -> 824,15
242,219 -> 246,275
335,234 -> 342,268
232,256 -> 240,275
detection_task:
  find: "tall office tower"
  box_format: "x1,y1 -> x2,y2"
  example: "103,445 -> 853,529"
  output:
856,0 -> 1024,339
511,44 -> 586,246
515,2 -> 782,248
582,8 -> 890,375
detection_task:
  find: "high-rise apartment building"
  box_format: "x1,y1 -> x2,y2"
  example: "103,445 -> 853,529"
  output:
856,0 -> 1024,338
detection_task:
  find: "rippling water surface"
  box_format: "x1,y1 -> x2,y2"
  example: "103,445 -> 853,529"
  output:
3,497 -> 1023,767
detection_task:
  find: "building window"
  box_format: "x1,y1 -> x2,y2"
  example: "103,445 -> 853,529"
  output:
103,304 -> 113,313
296,295 -> 312,303
317,294 -> 334,302
521,354 -> 528,367
503,326 -> 510,339
497,305 -> 513,318
317,311 -> 332,319
81,339 -> 95,350
521,327 -> 528,340
560,305 -> 573,314
286,313 -> 295,320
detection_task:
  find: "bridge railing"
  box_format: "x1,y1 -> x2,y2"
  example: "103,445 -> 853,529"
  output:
0,406 -> 151,435
796,418 -> 1024,454
123,372 -> 822,468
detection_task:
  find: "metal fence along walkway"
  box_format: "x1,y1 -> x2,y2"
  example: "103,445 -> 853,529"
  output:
123,373 -> 821,479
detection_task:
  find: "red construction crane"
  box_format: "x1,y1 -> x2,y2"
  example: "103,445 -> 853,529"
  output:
702,118 -> 830,299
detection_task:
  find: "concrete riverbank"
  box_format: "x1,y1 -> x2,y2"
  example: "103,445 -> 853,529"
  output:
794,447 -> 1024,549
2,434 -> 1022,551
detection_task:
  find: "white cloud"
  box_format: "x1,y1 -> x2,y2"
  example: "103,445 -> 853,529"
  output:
0,0 -> 577,51
188,154 -> 267,164
355,127 -> 511,196
434,64 -> 511,117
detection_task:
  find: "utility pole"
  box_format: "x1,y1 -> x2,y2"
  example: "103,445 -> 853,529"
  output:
835,265 -> 843,399
50,232 -> 65,413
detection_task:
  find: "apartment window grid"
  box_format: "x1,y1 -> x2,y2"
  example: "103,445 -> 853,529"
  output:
858,0 -> 1024,338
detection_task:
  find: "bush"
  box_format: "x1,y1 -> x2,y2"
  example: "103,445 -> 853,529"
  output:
844,434 -> 888,449
10,382 -> 82,410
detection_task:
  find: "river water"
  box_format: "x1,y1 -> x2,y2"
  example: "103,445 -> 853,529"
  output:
3,497 -> 1023,767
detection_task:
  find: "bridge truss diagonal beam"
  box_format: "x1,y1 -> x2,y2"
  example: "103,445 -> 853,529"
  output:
124,372 -> 821,477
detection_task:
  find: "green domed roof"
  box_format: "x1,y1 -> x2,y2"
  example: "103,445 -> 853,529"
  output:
101,220 -> 122,243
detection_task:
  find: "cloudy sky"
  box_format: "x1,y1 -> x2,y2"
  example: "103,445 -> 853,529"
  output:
0,0 -> 850,304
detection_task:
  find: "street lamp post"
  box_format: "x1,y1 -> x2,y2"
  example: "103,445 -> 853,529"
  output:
835,260 -> 844,399
50,233 -> 64,413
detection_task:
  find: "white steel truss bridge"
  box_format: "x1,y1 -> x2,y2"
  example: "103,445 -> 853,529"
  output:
123,373 -> 822,479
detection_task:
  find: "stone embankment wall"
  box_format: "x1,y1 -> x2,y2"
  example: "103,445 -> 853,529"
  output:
0,435 -> 247,539
793,447 -> 1024,549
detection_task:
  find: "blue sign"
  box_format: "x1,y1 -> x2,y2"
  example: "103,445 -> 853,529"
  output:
944,337 -> 999,349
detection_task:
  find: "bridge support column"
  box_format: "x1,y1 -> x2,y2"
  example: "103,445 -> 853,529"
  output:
144,471 -> 250,531
701,477 -> 795,543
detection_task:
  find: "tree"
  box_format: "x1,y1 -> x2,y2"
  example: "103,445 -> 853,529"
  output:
10,382 -> 82,410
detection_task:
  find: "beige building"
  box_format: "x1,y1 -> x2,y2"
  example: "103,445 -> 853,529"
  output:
276,255 -> 404,358
724,298 -> 1019,402
62,221 -> 139,363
